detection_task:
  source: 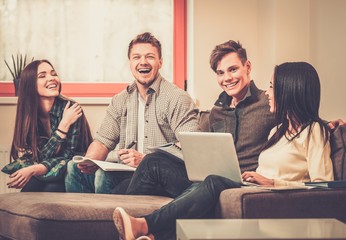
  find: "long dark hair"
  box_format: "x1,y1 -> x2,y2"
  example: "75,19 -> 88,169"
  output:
263,62 -> 329,150
10,60 -> 92,161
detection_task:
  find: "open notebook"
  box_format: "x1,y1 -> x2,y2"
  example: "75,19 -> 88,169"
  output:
178,132 -> 256,186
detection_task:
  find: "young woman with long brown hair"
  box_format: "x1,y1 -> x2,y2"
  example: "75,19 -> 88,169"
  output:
2,60 -> 92,192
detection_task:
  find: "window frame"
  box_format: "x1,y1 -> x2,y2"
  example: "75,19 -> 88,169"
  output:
0,0 -> 186,97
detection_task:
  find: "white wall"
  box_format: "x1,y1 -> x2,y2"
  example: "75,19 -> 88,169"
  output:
188,0 -> 346,121
310,0 -> 346,121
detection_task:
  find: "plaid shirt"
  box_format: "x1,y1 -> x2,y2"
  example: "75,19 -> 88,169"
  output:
95,74 -> 200,153
37,96 -> 81,171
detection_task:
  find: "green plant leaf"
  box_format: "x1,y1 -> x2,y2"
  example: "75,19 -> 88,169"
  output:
19,54 -> 23,77
23,54 -> 27,70
4,59 -> 15,79
5,54 -> 34,81
16,54 -> 19,78
11,55 -> 17,79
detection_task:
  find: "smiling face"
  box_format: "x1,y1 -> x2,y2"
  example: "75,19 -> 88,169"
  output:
265,74 -> 275,113
215,52 -> 251,102
129,43 -> 162,88
36,62 -> 60,98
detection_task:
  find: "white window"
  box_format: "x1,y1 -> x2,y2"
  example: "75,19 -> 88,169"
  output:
0,0 -> 186,97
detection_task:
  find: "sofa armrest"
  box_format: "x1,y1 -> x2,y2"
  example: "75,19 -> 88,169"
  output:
0,192 -> 173,240
216,187 -> 346,223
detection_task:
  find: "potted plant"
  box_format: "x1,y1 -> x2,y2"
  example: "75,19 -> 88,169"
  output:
4,54 -> 34,96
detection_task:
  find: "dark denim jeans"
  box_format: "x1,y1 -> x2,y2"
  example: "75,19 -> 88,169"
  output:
145,175 -> 241,240
126,152 -> 193,198
21,177 -> 65,192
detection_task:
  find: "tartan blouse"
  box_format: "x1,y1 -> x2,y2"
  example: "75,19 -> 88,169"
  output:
36,96 -> 81,171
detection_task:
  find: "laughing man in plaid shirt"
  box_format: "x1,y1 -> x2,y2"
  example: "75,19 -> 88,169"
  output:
65,32 -> 200,194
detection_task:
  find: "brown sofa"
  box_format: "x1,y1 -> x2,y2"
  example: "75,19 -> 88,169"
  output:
0,125 -> 345,240
0,193 -> 172,240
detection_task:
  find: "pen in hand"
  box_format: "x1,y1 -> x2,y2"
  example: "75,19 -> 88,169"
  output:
119,140 -> 137,155
126,140 -> 137,149
118,141 -> 137,164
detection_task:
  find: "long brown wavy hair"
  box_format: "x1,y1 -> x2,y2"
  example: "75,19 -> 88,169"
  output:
10,60 -> 92,162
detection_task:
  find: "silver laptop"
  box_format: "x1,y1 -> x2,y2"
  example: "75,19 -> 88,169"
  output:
178,132 -> 254,185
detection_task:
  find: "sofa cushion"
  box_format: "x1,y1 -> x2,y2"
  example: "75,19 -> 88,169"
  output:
217,187 -> 346,223
0,192 -> 172,240
330,124 -> 346,180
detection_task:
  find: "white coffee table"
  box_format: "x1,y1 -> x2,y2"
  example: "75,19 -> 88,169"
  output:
176,218 -> 346,239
